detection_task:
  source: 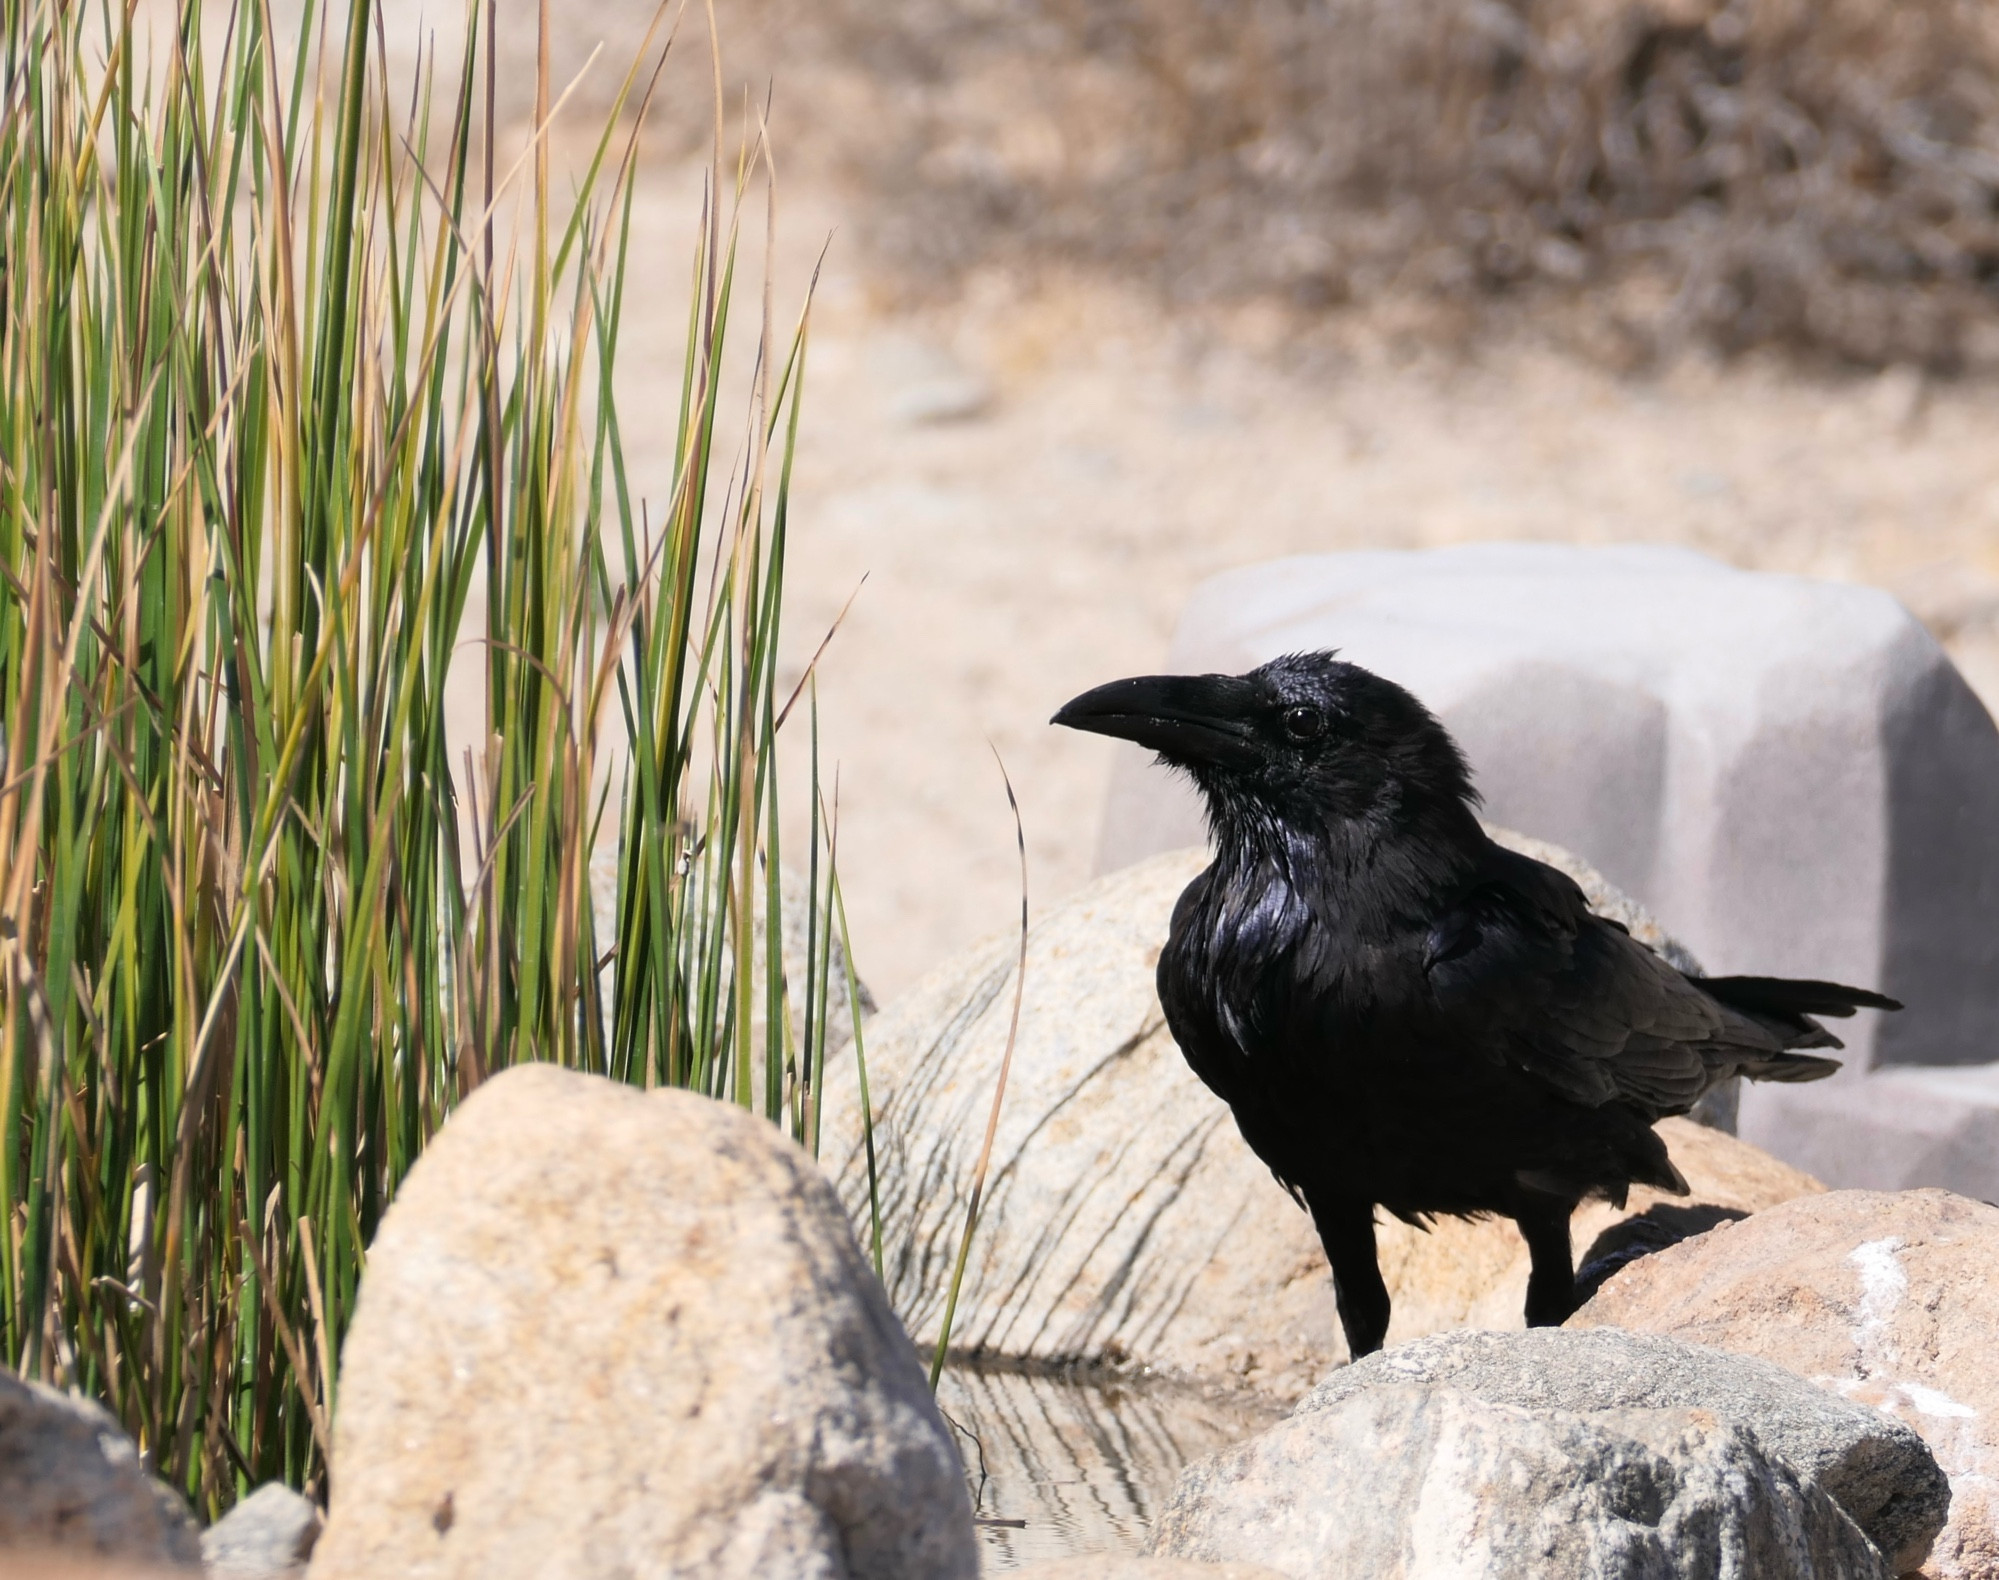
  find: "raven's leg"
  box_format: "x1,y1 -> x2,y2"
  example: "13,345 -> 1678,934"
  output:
1513,1194 -> 1580,1327
1303,1190 -> 1390,1358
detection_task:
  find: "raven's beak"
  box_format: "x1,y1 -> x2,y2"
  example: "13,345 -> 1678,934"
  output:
1051,672 -> 1264,769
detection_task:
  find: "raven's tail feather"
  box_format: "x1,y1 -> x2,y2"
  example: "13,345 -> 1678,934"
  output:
1700,974 -> 1896,1078
1730,1049 -> 1843,1085
1702,975 -> 1902,1019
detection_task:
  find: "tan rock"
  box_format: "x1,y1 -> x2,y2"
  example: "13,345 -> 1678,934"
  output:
0,1368 -> 200,1570
1570,1188 -> 1999,1580
308,1064 -> 975,1580
821,846 -> 1824,1405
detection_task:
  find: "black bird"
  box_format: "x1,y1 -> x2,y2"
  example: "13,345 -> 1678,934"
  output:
1053,652 -> 1898,1359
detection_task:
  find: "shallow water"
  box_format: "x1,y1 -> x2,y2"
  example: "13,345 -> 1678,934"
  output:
936,1365 -> 1285,1572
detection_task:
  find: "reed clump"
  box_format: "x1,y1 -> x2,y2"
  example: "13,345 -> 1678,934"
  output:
0,0 -> 854,1517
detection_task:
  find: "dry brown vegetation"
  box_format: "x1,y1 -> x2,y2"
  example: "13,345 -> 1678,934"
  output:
798,0 -> 1999,368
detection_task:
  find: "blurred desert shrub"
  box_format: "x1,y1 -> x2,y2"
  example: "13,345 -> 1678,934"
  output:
796,0 -> 1999,367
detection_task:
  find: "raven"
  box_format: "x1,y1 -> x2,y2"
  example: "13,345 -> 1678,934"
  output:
1053,651 -> 1898,1358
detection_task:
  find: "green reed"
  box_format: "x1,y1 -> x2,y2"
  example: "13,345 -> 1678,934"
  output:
0,0 -> 856,1515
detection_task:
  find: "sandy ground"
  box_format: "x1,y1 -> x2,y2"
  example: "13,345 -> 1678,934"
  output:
593,167 -> 1999,1001
223,0 -> 1995,1012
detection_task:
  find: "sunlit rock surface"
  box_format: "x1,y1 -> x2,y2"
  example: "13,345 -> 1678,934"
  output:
1572,1188 -> 1999,1580
202,1483 -> 322,1580
309,1065 -> 974,1580
1297,1328 -> 1946,1574
1152,1384 -> 1889,1580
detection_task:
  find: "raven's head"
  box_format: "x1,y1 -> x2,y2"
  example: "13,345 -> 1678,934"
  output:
1053,652 -> 1479,839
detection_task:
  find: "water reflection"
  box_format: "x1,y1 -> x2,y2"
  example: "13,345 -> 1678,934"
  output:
936,1365 -> 1283,1572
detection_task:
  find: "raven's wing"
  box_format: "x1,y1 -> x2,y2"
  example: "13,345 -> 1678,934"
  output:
1422,843 -> 1838,1116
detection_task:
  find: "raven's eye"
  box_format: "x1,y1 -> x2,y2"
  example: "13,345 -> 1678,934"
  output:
1283,705 -> 1325,742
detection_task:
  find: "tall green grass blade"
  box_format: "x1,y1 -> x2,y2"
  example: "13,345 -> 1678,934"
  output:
0,0 -> 851,1514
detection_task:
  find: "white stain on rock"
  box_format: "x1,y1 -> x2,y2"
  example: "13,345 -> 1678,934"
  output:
1903,1384 -> 1979,1422
1841,1237 -> 1978,1420
1572,1190 -> 1999,1580
1825,1235 -> 1984,1503
1848,1236 -> 1908,1377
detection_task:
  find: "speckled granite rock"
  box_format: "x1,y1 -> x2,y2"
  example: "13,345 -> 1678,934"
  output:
202,1483 -> 322,1579
1298,1327 -> 1946,1573
308,1065 -> 975,1580
1151,1384 -> 1888,1579
0,1367 -> 200,1571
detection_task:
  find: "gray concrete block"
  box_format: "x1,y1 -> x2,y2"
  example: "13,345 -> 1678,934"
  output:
1094,544 -> 1999,1186
1739,1062 -> 1999,1203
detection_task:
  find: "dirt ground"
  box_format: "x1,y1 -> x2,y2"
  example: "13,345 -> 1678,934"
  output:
590,160 -> 1999,1002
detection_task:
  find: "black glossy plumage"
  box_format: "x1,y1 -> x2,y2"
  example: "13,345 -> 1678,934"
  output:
1052,652 -> 1899,1357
